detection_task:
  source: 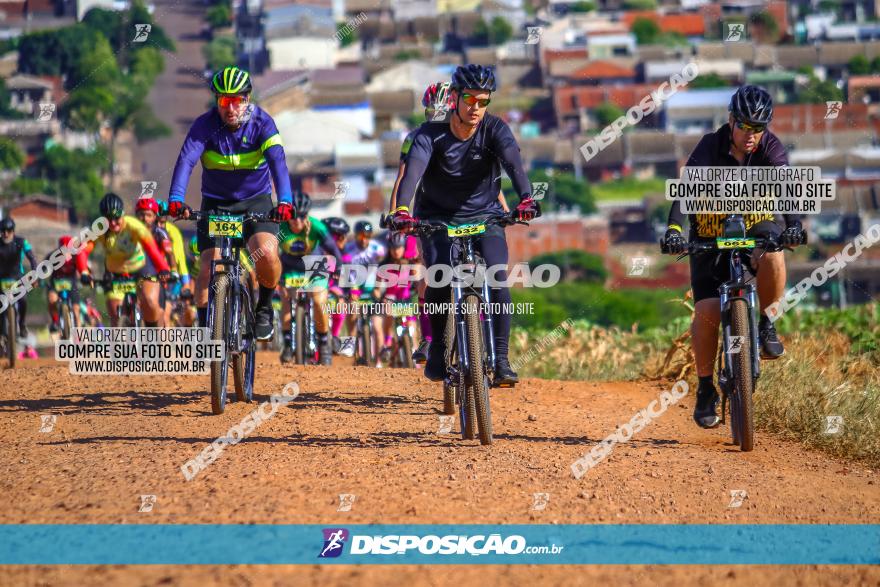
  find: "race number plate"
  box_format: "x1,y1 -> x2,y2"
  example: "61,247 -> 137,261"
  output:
113,280 -> 138,295
208,215 -> 243,238
716,238 -> 756,249
447,222 -> 486,237
54,279 -> 73,292
284,274 -> 309,288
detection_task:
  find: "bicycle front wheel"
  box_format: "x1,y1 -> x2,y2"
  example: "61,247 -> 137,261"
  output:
294,301 -> 307,365
233,276 -> 254,403
462,294 -> 492,445
59,301 -> 73,340
210,274 -> 230,414
356,315 -> 372,366
730,298 -> 754,451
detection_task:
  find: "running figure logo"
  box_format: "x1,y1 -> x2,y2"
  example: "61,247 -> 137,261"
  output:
525,27 -> 543,45
133,24 -> 151,42
318,528 -> 349,558
36,103 -> 56,122
725,23 -> 744,42
531,182 -> 548,201
140,181 -> 158,197
728,335 -> 745,354
824,101 -> 842,120
333,182 -> 350,200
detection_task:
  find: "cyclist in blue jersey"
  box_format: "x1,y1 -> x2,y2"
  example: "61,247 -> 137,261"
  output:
388,64 -> 538,386
167,66 -> 294,339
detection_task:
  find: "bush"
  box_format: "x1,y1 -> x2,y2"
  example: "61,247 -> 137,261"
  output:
510,282 -> 689,330
528,249 -> 607,283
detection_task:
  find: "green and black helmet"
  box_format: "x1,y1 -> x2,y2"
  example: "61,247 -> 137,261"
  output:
211,66 -> 253,95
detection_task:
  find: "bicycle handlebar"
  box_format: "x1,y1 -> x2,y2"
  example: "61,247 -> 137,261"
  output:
379,212 -> 533,235
660,234 -> 806,255
174,211 -> 275,223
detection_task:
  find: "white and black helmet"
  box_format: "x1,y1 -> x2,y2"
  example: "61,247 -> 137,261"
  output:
729,85 -> 774,125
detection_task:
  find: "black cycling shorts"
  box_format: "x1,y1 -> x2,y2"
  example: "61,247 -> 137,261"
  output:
196,193 -> 278,253
689,220 -> 783,302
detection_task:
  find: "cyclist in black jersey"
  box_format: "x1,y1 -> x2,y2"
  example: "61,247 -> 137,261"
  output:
389,64 -> 538,386
0,217 -> 38,344
662,85 -> 805,429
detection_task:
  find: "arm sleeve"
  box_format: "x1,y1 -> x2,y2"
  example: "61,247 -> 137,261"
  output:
667,134 -> 714,231
319,230 -> 343,268
260,118 -> 293,205
168,121 -> 208,203
136,226 -> 170,272
488,120 -> 532,200
74,246 -> 89,273
764,136 -> 799,227
22,240 -> 37,271
395,130 -> 433,210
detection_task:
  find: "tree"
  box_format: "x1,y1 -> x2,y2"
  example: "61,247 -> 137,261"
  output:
872,57 -> 880,73
206,4 -> 232,29
631,18 -> 660,45
623,0 -> 656,8
749,11 -> 780,43
797,74 -> 844,104
335,22 -> 359,48
489,16 -> 513,45
37,144 -> 107,220
568,1 -> 595,13
849,55 -> 870,75
688,72 -> 728,89
593,102 -> 625,127
505,169 -> 597,215
528,249 -> 607,283
0,138 -> 24,171
203,36 -> 237,71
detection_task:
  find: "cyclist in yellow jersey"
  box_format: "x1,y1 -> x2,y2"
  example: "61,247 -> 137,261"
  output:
81,193 -> 171,327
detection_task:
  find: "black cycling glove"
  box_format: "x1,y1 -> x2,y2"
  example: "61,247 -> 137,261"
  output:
663,228 -> 686,255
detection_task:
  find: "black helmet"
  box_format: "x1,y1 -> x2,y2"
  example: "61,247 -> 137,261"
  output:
729,85 -> 773,125
0,217 -> 14,231
293,191 -> 311,218
211,66 -> 252,95
451,64 -> 497,92
388,231 -> 407,248
354,220 -> 373,235
99,192 -> 125,219
325,217 -> 350,237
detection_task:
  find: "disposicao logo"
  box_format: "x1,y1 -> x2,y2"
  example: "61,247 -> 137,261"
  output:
318,528 -> 349,558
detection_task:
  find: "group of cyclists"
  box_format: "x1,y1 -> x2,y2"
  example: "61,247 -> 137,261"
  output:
0,61 -> 805,432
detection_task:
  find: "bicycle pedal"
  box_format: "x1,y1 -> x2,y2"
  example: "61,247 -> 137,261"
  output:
492,381 -> 516,389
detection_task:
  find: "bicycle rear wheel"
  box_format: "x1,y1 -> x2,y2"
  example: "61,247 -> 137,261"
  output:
462,294 -> 492,445
6,303 -> 16,368
442,295 -> 456,415
210,274 -> 230,415
730,298 -> 754,451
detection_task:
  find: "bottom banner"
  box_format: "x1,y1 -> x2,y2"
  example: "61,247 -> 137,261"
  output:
0,525 -> 877,565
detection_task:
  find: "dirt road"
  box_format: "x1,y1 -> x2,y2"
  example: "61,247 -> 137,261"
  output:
1,353 -> 878,585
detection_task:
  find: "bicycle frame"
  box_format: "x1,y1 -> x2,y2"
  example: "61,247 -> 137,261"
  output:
450,237 -> 496,377
207,233 -> 250,357
718,250 -> 761,391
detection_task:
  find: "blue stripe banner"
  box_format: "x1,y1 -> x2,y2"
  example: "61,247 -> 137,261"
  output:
0,525 -> 877,565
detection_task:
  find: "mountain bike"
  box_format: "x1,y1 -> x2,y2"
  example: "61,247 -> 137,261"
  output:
382,294 -> 416,369
50,277 -> 77,340
349,290 -> 380,367
662,218 -> 805,451
283,259 -> 332,365
181,211 -> 271,415
0,278 -> 19,367
407,214 -> 531,445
